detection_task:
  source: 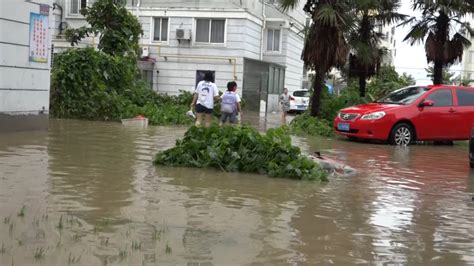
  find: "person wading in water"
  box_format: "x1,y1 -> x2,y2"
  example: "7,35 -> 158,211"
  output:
191,72 -> 219,127
279,88 -> 291,125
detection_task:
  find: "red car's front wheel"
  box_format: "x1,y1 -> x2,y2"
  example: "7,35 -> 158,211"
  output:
389,123 -> 414,146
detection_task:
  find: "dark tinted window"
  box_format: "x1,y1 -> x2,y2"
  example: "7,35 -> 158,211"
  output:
456,89 -> 474,106
293,90 -> 310,97
377,86 -> 429,104
426,89 -> 453,107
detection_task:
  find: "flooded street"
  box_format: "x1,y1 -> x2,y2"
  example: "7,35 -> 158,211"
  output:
0,119 -> 473,265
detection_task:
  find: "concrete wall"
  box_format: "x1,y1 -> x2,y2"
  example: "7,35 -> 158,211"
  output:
127,0 -> 263,18
462,48 -> 474,81
139,14 -> 262,94
378,24 -> 396,65
462,16 -> 474,82
263,24 -> 304,92
0,0 -> 53,131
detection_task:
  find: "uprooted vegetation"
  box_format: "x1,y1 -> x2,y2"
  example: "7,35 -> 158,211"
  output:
154,125 -> 328,181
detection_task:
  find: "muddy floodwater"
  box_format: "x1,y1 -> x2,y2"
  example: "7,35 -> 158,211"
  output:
0,119 -> 473,265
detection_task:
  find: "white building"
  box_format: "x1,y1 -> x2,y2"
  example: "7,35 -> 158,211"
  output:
378,24 -> 397,65
52,0 -> 307,112
0,0 -> 54,132
461,15 -> 474,84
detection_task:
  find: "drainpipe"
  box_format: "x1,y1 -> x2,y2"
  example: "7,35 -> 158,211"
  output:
52,3 -> 63,36
136,0 -> 140,17
260,0 -> 266,60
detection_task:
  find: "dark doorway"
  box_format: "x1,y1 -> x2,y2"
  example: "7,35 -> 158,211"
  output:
243,58 -> 285,112
196,70 -> 215,87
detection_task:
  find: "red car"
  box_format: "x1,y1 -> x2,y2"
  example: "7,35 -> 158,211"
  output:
334,85 -> 474,145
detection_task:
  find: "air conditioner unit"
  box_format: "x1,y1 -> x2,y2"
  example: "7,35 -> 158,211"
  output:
140,46 -> 149,57
176,29 -> 191,40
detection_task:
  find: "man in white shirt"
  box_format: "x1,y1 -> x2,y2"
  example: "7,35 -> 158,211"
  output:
191,71 -> 219,127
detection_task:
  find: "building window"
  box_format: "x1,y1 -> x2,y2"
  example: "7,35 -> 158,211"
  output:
266,29 -> 281,52
70,0 -> 87,15
195,19 -> 225,44
153,18 -> 169,42
470,51 -> 474,63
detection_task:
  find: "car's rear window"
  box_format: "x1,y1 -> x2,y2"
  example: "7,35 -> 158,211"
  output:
456,89 -> 474,106
293,90 -> 310,97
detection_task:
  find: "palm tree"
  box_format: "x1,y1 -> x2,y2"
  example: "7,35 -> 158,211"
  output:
280,0 -> 351,116
348,0 -> 406,97
425,65 -> 455,84
402,0 -> 474,85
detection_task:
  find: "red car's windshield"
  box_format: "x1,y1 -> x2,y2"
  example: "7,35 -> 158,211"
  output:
376,86 -> 429,105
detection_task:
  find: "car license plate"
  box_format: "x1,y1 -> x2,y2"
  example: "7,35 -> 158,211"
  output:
337,123 -> 350,131
297,105 -> 306,109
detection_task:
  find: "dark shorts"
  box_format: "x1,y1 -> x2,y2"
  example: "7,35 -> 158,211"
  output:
221,112 -> 238,124
195,104 -> 213,114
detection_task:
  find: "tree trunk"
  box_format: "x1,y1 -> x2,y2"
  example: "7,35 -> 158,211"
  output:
432,12 -> 449,85
433,60 -> 443,85
359,75 -> 367,98
310,72 -> 324,117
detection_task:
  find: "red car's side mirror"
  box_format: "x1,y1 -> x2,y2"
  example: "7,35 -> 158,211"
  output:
418,100 -> 434,107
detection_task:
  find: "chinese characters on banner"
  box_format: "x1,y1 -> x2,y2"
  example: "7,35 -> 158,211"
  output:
29,12 -> 49,63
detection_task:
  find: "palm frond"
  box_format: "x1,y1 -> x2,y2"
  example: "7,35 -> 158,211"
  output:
425,32 -> 437,63
278,0 -> 300,12
403,20 -> 431,45
397,16 -> 416,28
315,4 -> 340,27
303,21 -> 349,72
378,12 -> 407,25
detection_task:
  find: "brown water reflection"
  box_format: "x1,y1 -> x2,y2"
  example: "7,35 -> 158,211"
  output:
0,119 -> 473,265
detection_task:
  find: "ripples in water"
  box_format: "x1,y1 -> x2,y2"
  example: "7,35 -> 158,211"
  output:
0,119 -> 472,265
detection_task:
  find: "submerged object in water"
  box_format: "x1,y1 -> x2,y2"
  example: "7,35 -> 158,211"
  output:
309,152 -> 357,177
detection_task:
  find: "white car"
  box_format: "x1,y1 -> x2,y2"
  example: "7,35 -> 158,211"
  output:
289,90 -> 310,112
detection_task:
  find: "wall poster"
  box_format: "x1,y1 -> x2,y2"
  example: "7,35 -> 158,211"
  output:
29,12 -> 49,63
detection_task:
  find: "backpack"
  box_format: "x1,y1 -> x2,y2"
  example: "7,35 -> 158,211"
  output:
221,92 -> 237,114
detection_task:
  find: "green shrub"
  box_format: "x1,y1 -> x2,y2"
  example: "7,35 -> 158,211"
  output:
290,114 -> 334,137
50,48 -> 194,125
320,90 -> 367,121
154,125 -> 328,181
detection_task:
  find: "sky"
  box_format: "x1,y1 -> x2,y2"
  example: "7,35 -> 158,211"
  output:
393,0 -> 429,84
393,0 -> 465,84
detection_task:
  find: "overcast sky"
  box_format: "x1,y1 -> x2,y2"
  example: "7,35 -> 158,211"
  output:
393,0 -> 430,84
394,0 -> 465,84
